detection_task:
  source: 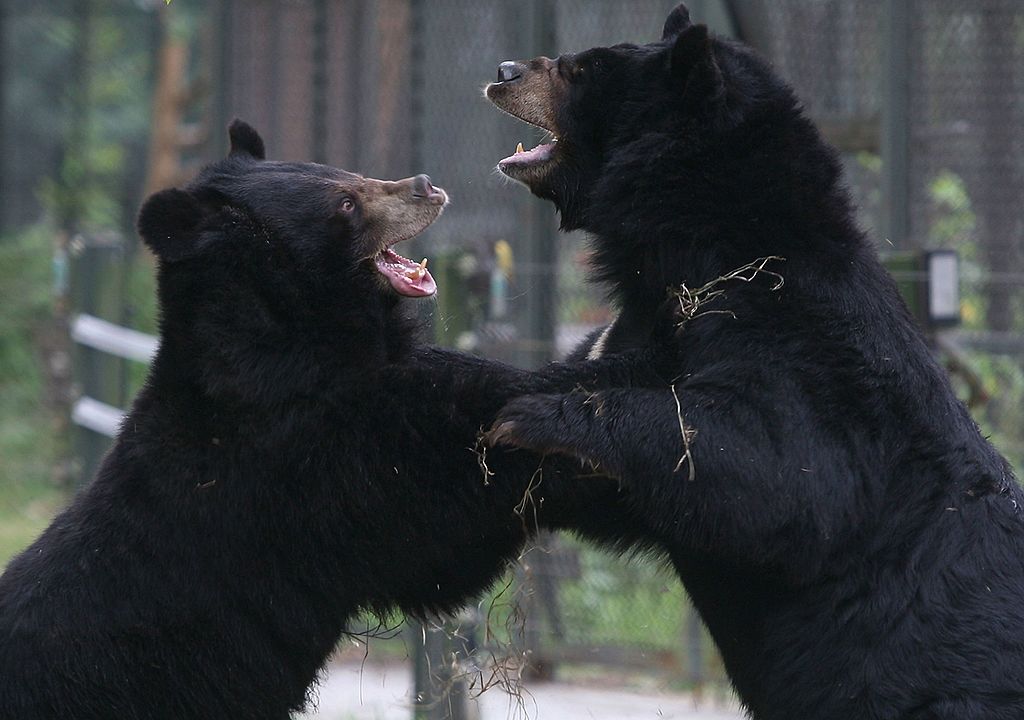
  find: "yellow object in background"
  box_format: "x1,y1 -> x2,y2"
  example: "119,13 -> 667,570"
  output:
491,240 -> 514,320
494,239 -> 514,282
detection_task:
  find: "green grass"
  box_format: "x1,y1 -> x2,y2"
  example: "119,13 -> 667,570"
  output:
123,246 -> 158,397
0,230 -> 161,569
0,494 -> 64,565
339,540 -> 726,692
0,223 -> 69,568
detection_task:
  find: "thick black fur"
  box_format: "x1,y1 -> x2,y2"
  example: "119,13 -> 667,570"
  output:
0,121 -> 654,719
488,5 -> 1024,719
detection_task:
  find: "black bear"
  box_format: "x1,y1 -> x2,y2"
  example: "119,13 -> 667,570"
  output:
0,121 -> 652,719
485,5 -> 1024,719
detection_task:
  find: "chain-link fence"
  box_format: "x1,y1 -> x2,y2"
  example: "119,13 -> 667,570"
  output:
3,0 -> 1024,715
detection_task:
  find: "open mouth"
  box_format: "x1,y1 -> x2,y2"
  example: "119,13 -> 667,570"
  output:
374,245 -> 437,298
370,176 -> 447,298
498,132 -> 560,179
485,74 -> 562,182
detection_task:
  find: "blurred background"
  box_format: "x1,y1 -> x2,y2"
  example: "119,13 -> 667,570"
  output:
1,1 -> 1022,718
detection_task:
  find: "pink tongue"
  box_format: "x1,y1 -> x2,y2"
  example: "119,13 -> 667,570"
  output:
375,248 -> 436,298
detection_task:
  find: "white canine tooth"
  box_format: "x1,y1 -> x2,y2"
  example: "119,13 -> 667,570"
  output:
515,142 -> 525,154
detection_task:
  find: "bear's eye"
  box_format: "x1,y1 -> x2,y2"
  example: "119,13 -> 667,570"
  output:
570,63 -> 585,81
339,198 -> 356,214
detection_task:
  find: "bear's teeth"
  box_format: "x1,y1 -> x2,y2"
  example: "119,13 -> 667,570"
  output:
405,260 -> 429,281
515,142 -> 525,154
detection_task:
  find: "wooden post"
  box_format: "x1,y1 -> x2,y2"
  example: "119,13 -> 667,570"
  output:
69,233 -> 125,486
413,620 -> 470,720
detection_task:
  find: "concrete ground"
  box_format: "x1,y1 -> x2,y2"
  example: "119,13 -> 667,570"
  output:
301,661 -> 745,720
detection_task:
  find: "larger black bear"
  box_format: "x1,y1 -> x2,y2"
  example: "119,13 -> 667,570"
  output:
0,121 -> 648,719
485,5 -> 1024,719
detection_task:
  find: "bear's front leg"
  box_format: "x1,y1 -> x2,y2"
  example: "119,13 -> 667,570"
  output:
399,344 -> 671,418
487,388 -> 685,481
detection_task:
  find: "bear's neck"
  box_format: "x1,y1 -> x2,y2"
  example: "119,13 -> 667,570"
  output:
154,296 -> 418,408
589,117 -> 868,315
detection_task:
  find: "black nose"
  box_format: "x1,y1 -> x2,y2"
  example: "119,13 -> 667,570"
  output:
497,61 -> 522,83
412,174 -> 433,198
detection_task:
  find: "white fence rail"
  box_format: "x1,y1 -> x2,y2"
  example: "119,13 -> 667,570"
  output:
70,313 -> 158,439
70,396 -> 126,439
71,313 -> 159,363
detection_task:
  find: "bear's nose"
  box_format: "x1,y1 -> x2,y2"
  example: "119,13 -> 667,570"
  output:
497,61 -> 523,83
412,174 -> 434,198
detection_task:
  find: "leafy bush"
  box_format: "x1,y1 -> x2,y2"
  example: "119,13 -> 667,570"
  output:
0,224 -> 66,566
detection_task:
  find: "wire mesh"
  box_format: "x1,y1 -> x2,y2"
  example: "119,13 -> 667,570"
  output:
904,0 -> 1024,463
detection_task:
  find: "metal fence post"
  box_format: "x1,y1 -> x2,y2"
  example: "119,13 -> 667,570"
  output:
511,0 -> 561,683
881,0 -> 910,249
408,4 -> 474,714
515,0 -> 558,372
686,608 -> 704,696
310,0 -> 328,164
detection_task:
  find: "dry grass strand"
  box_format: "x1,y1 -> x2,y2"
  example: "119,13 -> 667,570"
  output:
671,255 -> 785,332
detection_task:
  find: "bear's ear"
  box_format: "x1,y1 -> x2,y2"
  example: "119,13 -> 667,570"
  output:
228,119 -> 266,160
137,188 -> 209,263
668,25 -> 723,102
661,3 -> 692,41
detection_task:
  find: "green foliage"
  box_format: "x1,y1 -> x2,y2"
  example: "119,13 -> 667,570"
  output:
558,244 -> 614,326
856,151 -> 882,174
928,171 -> 977,258
124,252 -> 159,397
0,223 -> 66,567
966,353 -> 1024,473
9,3 -> 159,236
0,0 -> 210,565
925,170 -> 1024,473
343,540 -> 717,688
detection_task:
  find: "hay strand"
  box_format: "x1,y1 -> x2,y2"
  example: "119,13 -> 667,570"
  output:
670,255 -> 785,332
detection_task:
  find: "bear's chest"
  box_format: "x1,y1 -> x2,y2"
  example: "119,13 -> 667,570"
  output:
583,311 -> 653,360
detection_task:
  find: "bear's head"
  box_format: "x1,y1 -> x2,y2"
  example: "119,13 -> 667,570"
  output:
139,120 -> 446,299
136,121 -> 447,391
485,4 -> 814,239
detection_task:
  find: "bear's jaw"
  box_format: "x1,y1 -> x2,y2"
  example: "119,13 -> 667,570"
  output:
485,64 -> 564,188
359,175 -> 447,298
374,248 -> 436,298
497,135 -> 560,185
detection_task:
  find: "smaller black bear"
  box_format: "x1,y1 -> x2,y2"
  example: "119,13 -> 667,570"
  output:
0,121 -> 651,720
485,5 -> 1024,719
